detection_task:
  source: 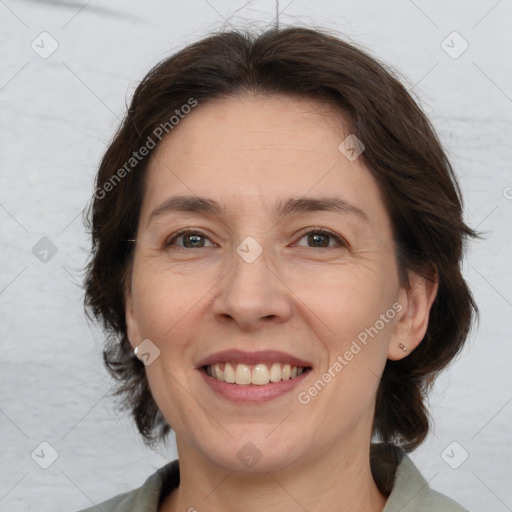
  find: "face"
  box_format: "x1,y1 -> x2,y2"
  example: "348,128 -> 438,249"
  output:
125,94 -> 417,473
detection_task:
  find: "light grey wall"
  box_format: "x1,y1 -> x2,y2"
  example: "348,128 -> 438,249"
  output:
1,1 -> 511,510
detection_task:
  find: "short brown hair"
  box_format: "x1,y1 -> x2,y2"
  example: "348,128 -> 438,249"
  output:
84,26 -> 478,450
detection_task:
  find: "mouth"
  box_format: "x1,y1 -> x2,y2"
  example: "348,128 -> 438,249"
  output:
202,362 -> 310,385
196,350 -> 313,402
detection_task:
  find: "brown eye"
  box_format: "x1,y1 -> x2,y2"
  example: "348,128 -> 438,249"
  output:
182,233 -> 206,248
307,232 -> 330,247
296,229 -> 347,249
165,231 -> 215,249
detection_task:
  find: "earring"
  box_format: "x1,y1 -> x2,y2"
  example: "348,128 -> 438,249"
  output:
398,342 -> 408,352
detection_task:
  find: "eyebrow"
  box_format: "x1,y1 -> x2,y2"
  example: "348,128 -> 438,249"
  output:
147,195 -> 370,226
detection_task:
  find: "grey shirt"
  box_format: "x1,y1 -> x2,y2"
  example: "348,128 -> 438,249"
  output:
78,453 -> 467,511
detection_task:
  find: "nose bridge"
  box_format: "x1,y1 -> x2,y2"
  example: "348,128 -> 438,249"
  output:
213,240 -> 291,328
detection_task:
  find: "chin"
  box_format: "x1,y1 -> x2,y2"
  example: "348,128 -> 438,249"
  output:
196,431 -> 306,474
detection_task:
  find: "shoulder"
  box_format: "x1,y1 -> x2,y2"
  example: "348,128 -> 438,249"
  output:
76,460 -> 179,512
384,453 -> 468,512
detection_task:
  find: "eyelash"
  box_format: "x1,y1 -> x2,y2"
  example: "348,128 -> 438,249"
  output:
164,228 -> 348,249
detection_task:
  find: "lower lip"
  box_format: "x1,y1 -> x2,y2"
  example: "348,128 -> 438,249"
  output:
198,368 -> 311,403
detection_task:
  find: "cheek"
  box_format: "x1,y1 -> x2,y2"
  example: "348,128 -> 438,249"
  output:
294,262 -> 394,330
299,282 -> 394,422
292,263 -> 398,381
131,259 -> 210,340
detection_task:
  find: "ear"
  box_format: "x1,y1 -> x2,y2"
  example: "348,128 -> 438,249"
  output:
124,279 -> 142,351
388,268 -> 438,361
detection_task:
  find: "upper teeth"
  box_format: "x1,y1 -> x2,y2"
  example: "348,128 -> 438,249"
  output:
205,362 -> 306,385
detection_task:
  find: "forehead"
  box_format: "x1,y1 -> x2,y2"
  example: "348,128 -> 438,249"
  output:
141,93 -> 392,235
148,93 -> 349,176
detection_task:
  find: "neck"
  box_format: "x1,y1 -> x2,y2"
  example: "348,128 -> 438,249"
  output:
161,438 -> 387,512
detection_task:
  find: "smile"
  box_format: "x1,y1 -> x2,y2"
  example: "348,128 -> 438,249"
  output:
197,349 -> 313,402
204,362 -> 308,385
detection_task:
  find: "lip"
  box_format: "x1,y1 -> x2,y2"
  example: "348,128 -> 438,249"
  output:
196,349 -> 313,369
199,366 -> 312,403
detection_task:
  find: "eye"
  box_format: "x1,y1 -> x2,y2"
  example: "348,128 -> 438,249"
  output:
294,228 -> 347,249
164,230 -> 216,249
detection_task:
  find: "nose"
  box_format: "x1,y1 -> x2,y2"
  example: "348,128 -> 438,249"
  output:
212,247 -> 293,331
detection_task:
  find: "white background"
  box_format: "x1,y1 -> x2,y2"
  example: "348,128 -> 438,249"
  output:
1,1 -> 511,510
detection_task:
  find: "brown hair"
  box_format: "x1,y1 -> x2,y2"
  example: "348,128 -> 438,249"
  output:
84,26 -> 478,450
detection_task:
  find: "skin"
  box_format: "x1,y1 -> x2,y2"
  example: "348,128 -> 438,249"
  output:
125,93 -> 438,512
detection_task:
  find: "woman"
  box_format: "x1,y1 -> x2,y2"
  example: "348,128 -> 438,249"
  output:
82,26 -> 477,511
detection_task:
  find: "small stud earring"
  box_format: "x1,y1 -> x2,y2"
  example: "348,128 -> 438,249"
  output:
398,342 -> 408,352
